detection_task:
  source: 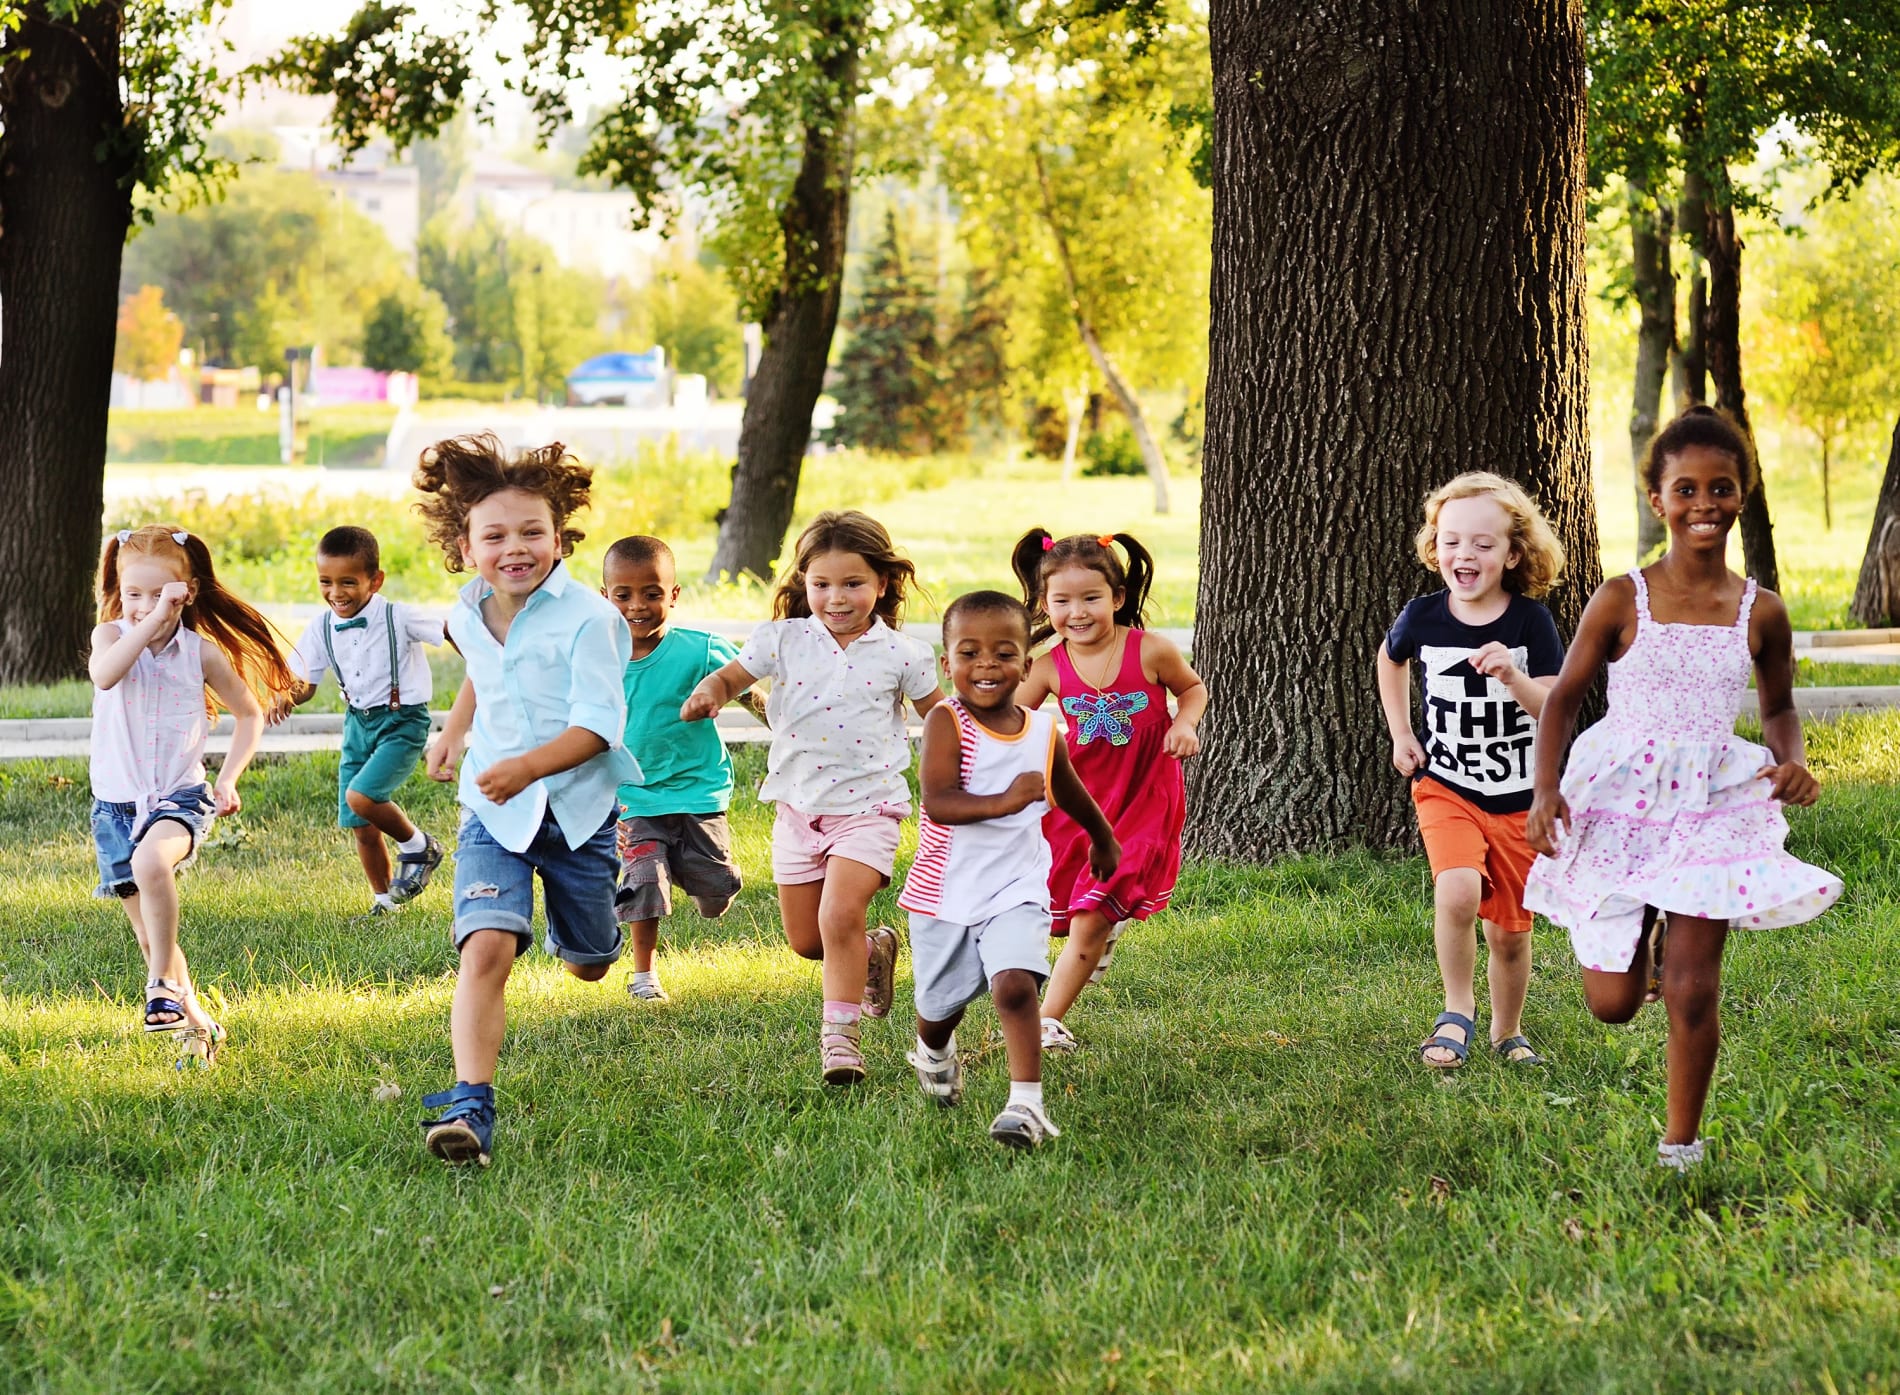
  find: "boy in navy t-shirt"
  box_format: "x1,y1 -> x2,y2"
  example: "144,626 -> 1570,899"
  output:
1376,473 -> 1566,1071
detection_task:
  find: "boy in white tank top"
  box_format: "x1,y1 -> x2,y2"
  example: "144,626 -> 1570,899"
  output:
900,592 -> 1119,1148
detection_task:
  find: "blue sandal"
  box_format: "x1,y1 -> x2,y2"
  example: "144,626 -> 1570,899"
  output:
144,978 -> 190,1033
1419,1011 -> 1475,1069
421,1082 -> 495,1167
1492,1034 -> 1548,1067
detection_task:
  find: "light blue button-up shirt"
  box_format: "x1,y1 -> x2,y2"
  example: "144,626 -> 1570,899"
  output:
449,559 -> 641,852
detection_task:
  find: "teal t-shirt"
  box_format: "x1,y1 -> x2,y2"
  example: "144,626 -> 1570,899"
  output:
616,626 -> 739,817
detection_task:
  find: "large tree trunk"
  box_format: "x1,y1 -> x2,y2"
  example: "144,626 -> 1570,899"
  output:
1850,416 -> 1900,626
1674,177 -> 1708,407
1700,188 -> 1780,591
1032,145 -> 1171,514
1628,181 -> 1673,561
1190,0 -> 1598,859
0,4 -> 134,683
705,45 -> 859,583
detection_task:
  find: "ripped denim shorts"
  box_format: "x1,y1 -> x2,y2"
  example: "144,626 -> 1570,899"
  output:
449,807 -> 622,966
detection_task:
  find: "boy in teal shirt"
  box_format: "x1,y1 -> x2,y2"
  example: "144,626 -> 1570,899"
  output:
602,536 -> 746,1001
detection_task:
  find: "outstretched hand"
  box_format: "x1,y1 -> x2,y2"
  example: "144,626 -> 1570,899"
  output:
680,689 -> 720,723
1467,641 -> 1520,685
1757,761 -> 1821,807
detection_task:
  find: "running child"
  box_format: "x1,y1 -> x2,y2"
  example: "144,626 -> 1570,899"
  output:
682,510 -> 943,1085
413,435 -> 641,1166
601,534 -> 746,1003
1525,407 -> 1841,1170
89,526 -> 297,1065
1009,530 -> 1206,1053
901,590 -> 1119,1148
283,526 -> 446,917
1376,472 -> 1566,1069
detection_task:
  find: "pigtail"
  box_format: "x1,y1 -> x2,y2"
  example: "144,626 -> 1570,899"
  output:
1010,528 -> 1056,645
1109,532 -> 1155,631
179,535 -> 297,714
95,534 -> 126,621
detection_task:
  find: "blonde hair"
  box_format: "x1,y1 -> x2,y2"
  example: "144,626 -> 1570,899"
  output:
1413,472 -> 1565,599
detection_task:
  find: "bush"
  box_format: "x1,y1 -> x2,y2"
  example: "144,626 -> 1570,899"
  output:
419,378 -> 512,403
1081,426 -> 1146,477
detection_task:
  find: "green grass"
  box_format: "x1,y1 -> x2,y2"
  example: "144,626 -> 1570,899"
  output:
3,725 -> 1898,1391
107,407 -> 401,469
0,651 -> 470,721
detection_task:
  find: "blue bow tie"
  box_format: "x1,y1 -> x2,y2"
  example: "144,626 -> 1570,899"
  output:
333,616 -> 369,632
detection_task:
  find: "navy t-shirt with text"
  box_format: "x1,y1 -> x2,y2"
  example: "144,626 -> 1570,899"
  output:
1384,591 -> 1564,814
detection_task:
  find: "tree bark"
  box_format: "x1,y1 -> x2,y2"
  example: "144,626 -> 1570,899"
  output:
1190,0 -> 1598,859
0,4 -> 134,683
1700,189 -> 1780,591
705,44 -> 859,583
1674,177 -> 1707,408
1850,417 -> 1900,626
1627,181 -> 1673,561
1032,144 -> 1171,514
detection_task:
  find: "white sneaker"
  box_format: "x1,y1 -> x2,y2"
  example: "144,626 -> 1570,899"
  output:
905,1045 -> 963,1106
1657,1138 -> 1706,1171
989,1100 -> 1062,1149
627,974 -> 669,1003
1088,921 -> 1126,983
1040,1017 -> 1079,1053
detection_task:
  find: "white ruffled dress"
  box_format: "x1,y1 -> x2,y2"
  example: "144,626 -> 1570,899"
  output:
1523,570 -> 1842,972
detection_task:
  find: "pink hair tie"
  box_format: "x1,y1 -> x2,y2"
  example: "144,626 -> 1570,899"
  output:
1040,536 -> 1055,552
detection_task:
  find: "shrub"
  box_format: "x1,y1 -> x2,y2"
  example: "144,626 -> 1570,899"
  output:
1081,426 -> 1146,477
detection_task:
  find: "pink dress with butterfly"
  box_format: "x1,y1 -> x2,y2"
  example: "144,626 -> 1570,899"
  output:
1043,629 -> 1184,935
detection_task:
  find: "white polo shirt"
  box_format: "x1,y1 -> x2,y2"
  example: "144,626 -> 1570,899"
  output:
738,616 -> 939,814
289,594 -> 442,710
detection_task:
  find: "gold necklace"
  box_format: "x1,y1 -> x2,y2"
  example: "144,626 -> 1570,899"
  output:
1070,628 -> 1126,693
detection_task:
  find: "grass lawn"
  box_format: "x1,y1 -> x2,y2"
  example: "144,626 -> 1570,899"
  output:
108,407 -> 403,470
2,722 -> 1898,1392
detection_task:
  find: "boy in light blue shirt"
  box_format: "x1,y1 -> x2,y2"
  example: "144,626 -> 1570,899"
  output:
600,535 -> 747,1003
412,434 -> 641,1167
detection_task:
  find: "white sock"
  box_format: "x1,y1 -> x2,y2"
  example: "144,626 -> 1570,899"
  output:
396,830 -> 428,855
373,892 -> 396,910
631,969 -> 660,988
915,1034 -> 955,1063
1008,1080 -> 1044,1111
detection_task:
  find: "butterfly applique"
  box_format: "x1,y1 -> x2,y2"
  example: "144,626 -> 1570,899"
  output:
1062,690 -> 1150,747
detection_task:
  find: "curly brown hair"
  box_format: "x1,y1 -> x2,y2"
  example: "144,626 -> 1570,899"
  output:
1412,472 -> 1566,599
412,433 -> 594,573
771,511 -> 920,627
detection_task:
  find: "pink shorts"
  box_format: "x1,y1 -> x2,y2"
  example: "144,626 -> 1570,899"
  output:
771,803 -> 907,885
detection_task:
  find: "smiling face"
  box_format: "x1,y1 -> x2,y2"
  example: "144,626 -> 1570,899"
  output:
1650,443 -> 1744,555
602,553 -> 678,651
803,549 -> 885,641
1433,494 -> 1520,605
943,607 -> 1030,714
1043,563 -> 1122,649
461,488 -> 559,600
119,555 -> 193,632
317,552 -> 385,619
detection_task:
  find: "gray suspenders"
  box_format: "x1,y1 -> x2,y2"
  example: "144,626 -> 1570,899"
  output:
321,603 -> 403,711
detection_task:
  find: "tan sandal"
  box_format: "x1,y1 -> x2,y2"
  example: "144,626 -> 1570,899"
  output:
821,1019 -> 865,1085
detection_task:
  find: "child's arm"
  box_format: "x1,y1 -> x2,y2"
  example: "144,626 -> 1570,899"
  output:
916,705 -> 1045,824
682,659 -> 760,722
911,686 -> 946,719
87,584 -> 189,689
476,612 -> 628,804
426,677 -> 475,782
1525,581 -> 1631,854
1468,642 -> 1556,718
476,728 -> 608,804
1015,653 -> 1056,711
1143,632 -> 1206,757
1750,590 -> 1820,806
1048,738 -> 1120,881
201,644 -> 264,816
1374,643 -> 1427,776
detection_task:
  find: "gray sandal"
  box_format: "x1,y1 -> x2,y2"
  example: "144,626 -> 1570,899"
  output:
1419,1011 -> 1475,1068
1492,1035 -> 1547,1067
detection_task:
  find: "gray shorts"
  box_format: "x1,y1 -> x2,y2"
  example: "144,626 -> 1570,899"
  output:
908,903 -> 1051,1022
615,812 -> 743,923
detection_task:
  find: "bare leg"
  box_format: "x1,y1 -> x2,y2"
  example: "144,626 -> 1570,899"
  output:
1484,919 -> 1532,1047
1660,914 -> 1727,1145
626,918 -> 661,973
346,793 -> 417,895
450,929 -> 517,1084
1421,868 -> 1481,1064
779,882 -> 825,961
815,858 -> 884,1004
129,827 -> 211,1031
916,1006 -> 965,1053
992,969 -> 1043,1082
351,825 -> 392,895
1040,910 -> 1114,1021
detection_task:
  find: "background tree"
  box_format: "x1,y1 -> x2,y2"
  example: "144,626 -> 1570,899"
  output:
827,212 -> 946,454
1851,417 -> 1900,626
1189,0 -> 1599,859
0,0 -> 230,683
633,252 -> 745,397
362,283 -> 455,381
113,286 -> 185,382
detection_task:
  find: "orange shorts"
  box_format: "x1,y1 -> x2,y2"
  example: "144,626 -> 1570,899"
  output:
1411,777 -> 1535,932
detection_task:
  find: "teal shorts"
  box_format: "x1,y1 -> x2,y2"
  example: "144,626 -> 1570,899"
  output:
339,704 -> 431,827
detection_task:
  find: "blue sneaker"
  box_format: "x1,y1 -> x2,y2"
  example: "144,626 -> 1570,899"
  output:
389,834 -> 444,904
420,1081 -> 495,1167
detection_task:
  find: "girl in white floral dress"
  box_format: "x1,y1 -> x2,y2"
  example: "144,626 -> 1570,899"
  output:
1525,408 -> 1842,1171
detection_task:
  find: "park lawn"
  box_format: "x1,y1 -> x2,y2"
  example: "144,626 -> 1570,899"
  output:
107,407 -> 403,470
1,722 -> 1897,1393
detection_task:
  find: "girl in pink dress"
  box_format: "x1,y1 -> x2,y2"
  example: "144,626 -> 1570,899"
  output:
1011,531 -> 1207,1052
1525,408 -> 1842,1171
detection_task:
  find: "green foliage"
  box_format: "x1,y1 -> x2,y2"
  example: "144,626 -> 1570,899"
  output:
112,285 -> 183,381
120,166 -> 407,370
105,406 -> 396,468
828,212 -> 947,453
1082,424 -> 1146,478
362,283 -> 454,379
625,252 -> 744,396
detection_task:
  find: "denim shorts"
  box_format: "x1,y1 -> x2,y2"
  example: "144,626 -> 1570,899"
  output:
451,806 -> 624,966
91,785 -> 215,899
